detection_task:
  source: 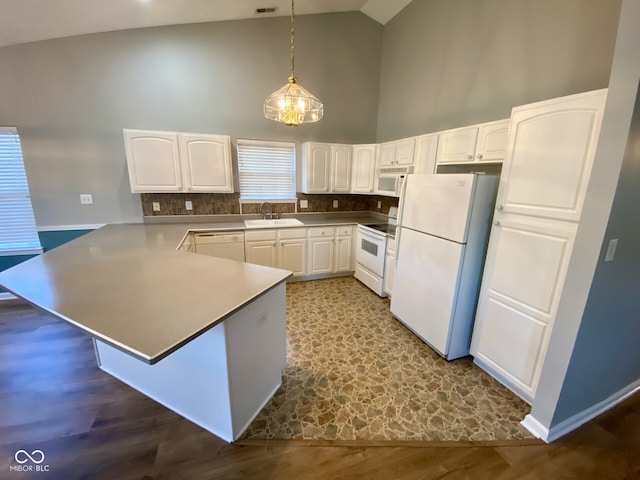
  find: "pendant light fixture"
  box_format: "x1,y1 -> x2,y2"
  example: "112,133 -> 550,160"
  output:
264,0 -> 323,126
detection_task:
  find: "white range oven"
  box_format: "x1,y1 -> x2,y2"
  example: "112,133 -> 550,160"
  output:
355,224 -> 389,297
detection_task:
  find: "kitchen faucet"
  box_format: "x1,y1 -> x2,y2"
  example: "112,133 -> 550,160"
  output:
260,202 -> 273,219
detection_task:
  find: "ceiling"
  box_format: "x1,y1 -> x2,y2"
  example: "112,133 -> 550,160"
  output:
0,0 -> 413,49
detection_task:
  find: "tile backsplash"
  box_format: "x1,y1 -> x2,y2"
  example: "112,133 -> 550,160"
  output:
141,193 -> 398,217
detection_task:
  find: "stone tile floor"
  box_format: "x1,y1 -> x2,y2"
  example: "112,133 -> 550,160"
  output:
242,277 -> 532,441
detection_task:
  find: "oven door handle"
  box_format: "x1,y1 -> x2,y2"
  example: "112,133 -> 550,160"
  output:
358,226 -> 386,242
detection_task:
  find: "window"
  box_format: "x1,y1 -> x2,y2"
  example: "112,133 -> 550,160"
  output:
237,139 -> 296,201
0,127 -> 42,255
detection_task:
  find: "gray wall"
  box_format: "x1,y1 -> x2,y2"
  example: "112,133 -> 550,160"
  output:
551,81 -> 640,424
0,13 -> 382,226
376,0 -> 621,141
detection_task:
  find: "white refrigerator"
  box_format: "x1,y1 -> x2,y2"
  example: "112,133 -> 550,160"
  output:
390,173 -> 497,360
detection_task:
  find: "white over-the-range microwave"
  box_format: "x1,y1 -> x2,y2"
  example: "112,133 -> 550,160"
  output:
375,165 -> 414,197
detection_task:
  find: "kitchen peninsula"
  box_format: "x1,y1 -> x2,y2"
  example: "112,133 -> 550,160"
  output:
0,223 -> 292,442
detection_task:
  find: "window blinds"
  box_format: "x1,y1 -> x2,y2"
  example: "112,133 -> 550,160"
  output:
237,139 -> 296,200
0,127 -> 42,255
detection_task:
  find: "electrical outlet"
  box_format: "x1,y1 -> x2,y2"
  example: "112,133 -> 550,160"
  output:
152,202 -> 160,212
80,194 -> 93,205
377,201 -> 382,209
333,200 -> 339,208
300,199 -> 309,209
185,200 -> 193,211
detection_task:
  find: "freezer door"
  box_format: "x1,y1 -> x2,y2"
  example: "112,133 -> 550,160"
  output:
390,227 -> 464,357
400,174 -> 476,243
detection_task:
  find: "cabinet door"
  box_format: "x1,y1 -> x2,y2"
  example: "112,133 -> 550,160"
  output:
331,144 -> 352,193
308,237 -> 334,274
351,145 -> 377,193
470,215 -> 577,402
497,90 -> 607,222
395,138 -> 415,166
413,134 -> 438,174
378,142 -> 396,167
302,143 -> 331,193
124,130 -> 182,192
436,126 -> 478,164
245,241 -> 277,268
475,120 -> 509,163
334,235 -> 353,272
279,240 -> 306,277
179,134 -> 233,193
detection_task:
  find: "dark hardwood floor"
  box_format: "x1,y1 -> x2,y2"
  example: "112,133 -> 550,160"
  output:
0,299 -> 638,479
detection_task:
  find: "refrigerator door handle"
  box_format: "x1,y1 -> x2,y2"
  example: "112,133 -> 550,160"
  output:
395,227 -> 402,268
396,174 -> 409,226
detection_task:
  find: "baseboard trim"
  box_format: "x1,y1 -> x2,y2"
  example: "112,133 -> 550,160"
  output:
0,292 -> 17,301
522,378 -> 640,443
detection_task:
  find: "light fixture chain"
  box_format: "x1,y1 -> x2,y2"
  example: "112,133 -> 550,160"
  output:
290,0 -> 295,77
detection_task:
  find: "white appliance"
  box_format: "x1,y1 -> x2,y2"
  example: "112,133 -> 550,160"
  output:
376,166 -> 413,197
355,225 -> 388,297
194,231 -> 246,261
390,173 -> 497,360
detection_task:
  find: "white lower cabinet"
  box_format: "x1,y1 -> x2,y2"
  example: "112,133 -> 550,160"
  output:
470,215 -> 577,402
277,229 -> 307,277
307,226 -> 355,276
244,230 -> 278,268
308,227 -> 335,275
334,226 -> 354,272
244,225 -> 355,279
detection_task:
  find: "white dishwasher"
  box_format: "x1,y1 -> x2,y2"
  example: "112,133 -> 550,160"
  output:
193,231 -> 246,261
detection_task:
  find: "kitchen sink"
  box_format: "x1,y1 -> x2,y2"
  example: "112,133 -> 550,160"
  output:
244,218 -> 304,228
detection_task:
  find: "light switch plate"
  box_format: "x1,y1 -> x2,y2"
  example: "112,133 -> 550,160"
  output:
300,199 -> 308,209
80,194 -> 93,205
333,200 -> 339,208
377,201 -> 382,209
185,200 -> 193,211
152,202 -> 160,212
604,238 -> 618,262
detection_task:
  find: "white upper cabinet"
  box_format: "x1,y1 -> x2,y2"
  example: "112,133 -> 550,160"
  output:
395,138 -> 416,165
124,130 -> 183,192
301,143 -> 331,193
378,138 -> 416,167
331,144 -> 353,193
413,133 -> 439,174
475,120 -> 510,163
378,141 -> 396,167
301,142 -> 351,194
436,119 -> 509,165
351,145 -> 377,194
179,134 -> 233,193
496,91 -> 607,222
124,129 -> 233,193
436,126 -> 478,164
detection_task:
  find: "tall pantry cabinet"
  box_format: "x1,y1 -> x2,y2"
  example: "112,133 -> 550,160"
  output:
470,89 -> 608,403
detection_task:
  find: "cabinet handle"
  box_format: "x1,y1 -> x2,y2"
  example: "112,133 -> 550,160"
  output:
466,154 -> 473,160
497,205 -> 504,211
477,154 -> 483,160
494,221 -> 501,226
